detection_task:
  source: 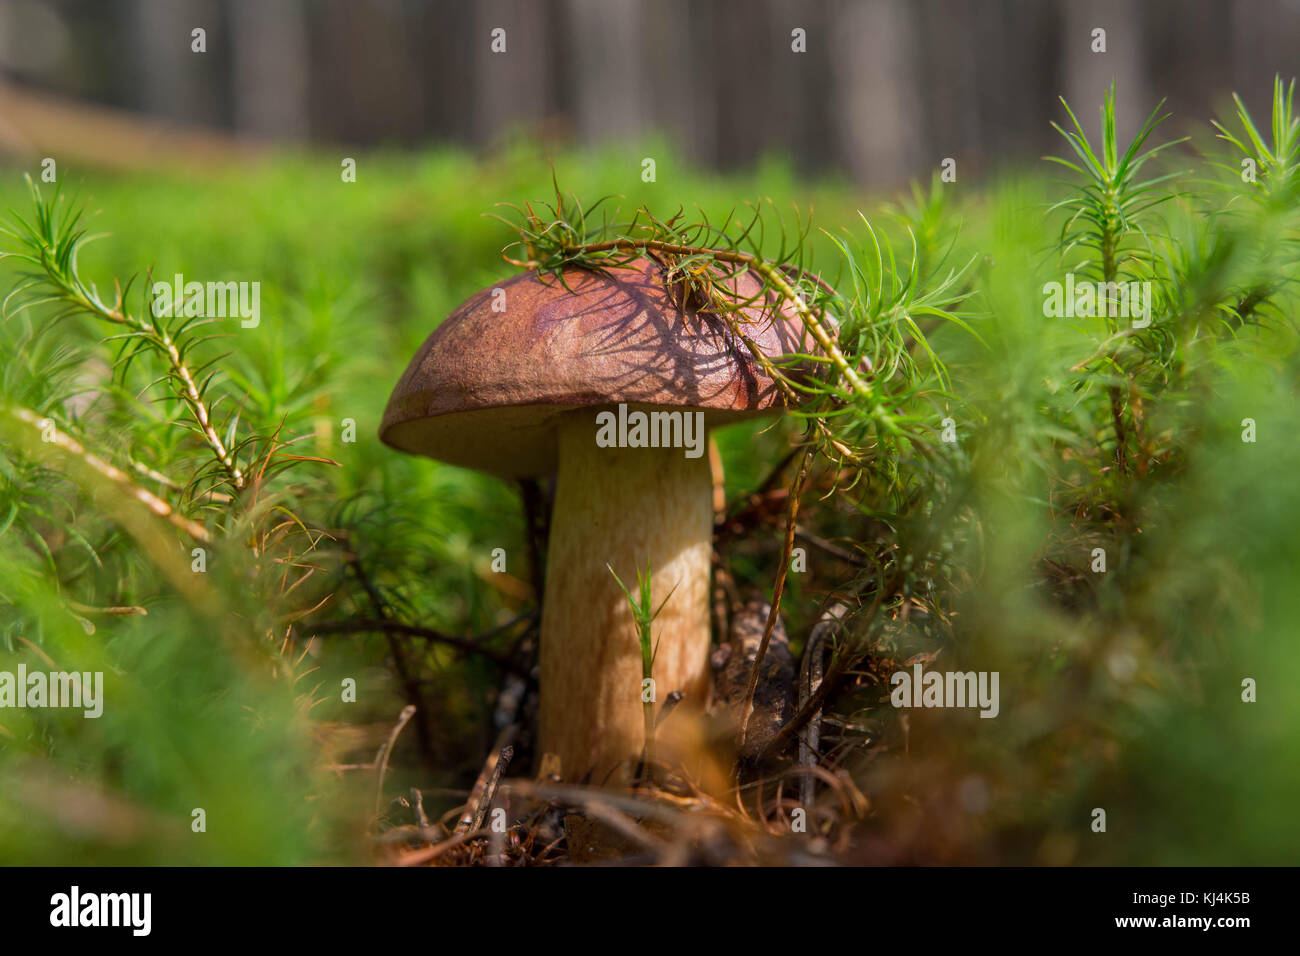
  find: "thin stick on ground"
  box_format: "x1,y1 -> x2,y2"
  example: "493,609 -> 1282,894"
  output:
456,734 -> 517,835
469,745 -> 514,833
737,443 -> 814,751
374,704 -> 417,814
797,603 -> 845,810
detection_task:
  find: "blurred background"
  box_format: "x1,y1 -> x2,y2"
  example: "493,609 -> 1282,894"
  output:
0,1 -> 1297,866
2,0 -> 1299,185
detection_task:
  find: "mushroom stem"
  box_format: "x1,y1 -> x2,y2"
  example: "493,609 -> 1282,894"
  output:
538,409 -> 714,785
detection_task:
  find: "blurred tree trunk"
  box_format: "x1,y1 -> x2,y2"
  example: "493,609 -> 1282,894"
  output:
829,0 -> 923,188
130,0 -> 227,127
311,0 -> 424,145
1062,0 -> 1149,141
474,0 -> 556,145
562,0 -> 648,146
761,0 -> 836,178
915,0 -> 985,175
1227,0 -> 1300,118
230,0 -> 309,141
643,0 -> 715,165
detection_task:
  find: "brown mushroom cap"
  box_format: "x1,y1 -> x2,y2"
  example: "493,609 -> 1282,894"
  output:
379,257 -> 818,478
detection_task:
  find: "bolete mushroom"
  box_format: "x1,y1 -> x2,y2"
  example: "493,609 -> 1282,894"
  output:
379,257 -> 815,784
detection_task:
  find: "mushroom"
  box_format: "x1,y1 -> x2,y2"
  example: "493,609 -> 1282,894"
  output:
379,257 -> 815,785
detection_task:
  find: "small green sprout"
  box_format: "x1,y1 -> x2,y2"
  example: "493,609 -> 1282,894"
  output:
608,561 -> 676,778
